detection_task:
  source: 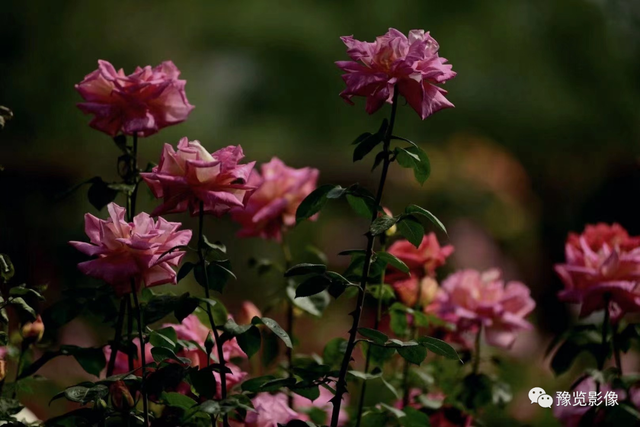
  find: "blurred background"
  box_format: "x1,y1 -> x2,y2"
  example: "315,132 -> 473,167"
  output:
1,0 -> 640,424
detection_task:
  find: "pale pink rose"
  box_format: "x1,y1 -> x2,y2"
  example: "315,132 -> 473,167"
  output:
392,276 -> 439,308
231,393 -> 302,427
236,301 -> 262,326
230,158 -> 319,241
76,60 -> 194,137
294,386 -> 348,426
103,337 -> 152,376
387,233 -> 454,283
141,138 -> 256,217
69,203 -> 192,296
432,269 -> 535,349
336,28 -> 455,119
555,223 -> 640,319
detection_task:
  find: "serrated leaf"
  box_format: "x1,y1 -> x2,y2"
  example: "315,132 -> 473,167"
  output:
397,345 -> 427,365
353,133 -> 383,162
285,264 -> 327,277
405,205 -> 447,235
252,317 -> 292,348
296,185 -> 337,224
177,262 -> 195,282
358,328 -> 388,345
296,275 -> 331,298
397,217 -> 425,248
418,337 -> 460,361
375,252 -> 410,273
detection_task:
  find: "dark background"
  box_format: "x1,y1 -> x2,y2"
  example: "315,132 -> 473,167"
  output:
1,1 -> 640,424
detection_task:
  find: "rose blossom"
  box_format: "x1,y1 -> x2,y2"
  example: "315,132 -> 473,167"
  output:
392,276 -> 439,308
230,157 -> 319,241
431,269 -> 535,349
141,138 -> 256,217
75,60 -> 194,137
336,28 -> 456,119
69,203 -> 192,296
236,301 -> 262,325
103,337 -> 152,376
230,393 -> 302,427
387,233 -> 454,283
555,223 -> 640,319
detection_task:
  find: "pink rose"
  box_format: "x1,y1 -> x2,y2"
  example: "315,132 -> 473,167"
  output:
69,203 -> 192,296
236,301 -> 262,326
432,269 -> 535,349
141,138 -> 256,217
336,28 -> 456,119
294,386 -> 348,426
387,233 -> 454,283
230,158 -> 319,241
76,60 -> 194,137
231,393 -> 302,427
555,223 -> 640,319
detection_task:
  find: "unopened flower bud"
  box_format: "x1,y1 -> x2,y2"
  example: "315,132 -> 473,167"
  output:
0,360 -> 6,382
110,381 -> 135,411
236,301 -> 262,325
382,208 -> 396,236
21,315 -> 44,343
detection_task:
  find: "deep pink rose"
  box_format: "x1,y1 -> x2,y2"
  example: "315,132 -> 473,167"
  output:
230,157 -> 319,241
76,60 -> 194,137
69,203 -> 192,295
294,386 -> 347,426
230,393 -> 302,427
432,269 -> 535,349
387,233 -> 454,282
336,28 -> 456,119
141,138 -> 256,217
555,223 -> 640,319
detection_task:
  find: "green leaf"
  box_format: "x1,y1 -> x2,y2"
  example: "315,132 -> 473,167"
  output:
397,345 -> 427,365
346,194 -> 376,219
189,368 -> 217,400
72,347 -> 107,377
150,327 -> 178,350
194,261 -> 235,293
323,338 -> 347,368
296,275 -> 331,298
397,217 -> 425,248
418,337 -> 460,361
151,347 -> 190,365
390,309 -> 409,336
241,375 -> 276,393
9,285 -> 44,300
285,264 -> 327,277
252,317 -> 292,348
296,185 -> 337,224
400,407 -> 431,427
0,254 -> 15,282
87,178 -> 119,210
63,384 -> 108,404
326,186 -> 347,199
370,215 -> 399,236
405,205 -> 447,235
293,385 -> 320,401
237,326 -> 262,359
358,328 -> 388,345
161,391 -> 197,410
287,286 -> 330,317
352,132 -> 373,145
10,297 -> 36,321
375,252 -> 410,273
353,133 -> 383,162
395,146 -> 431,185
177,262 -> 195,282
175,293 -> 200,322
367,345 -> 396,367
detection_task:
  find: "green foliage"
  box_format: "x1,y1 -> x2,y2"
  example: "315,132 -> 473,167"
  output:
19,345 -> 106,379
352,119 -> 388,162
548,324 -> 602,375
375,251 -> 410,273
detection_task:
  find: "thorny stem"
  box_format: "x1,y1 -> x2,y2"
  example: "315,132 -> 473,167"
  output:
330,89 -> 399,427
355,242 -> 386,427
198,201 -> 230,427
130,279 -> 150,427
282,236 -> 295,409
108,132 -> 140,379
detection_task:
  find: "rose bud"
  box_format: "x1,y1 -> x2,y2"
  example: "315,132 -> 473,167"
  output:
237,301 -> 262,325
110,381 -> 135,411
0,360 -> 6,382
21,315 -> 44,343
